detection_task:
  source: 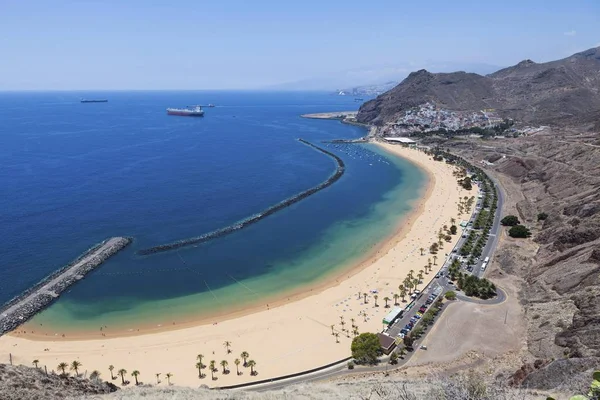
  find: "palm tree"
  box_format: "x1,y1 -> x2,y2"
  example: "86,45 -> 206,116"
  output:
383,296 -> 390,308
90,370 -> 101,382
433,255 -> 438,265
403,277 -> 412,294
220,360 -> 228,374
450,217 -> 456,225
408,269 -> 415,279
419,247 -> 425,256
118,368 -> 127,385
70,360 -> 82,376
393,293 -> 399,305
362,310 -> 367,322
196,361 -> 203,378
334,332 -> 340,343
209,360 -> 216,380
399,286 -> 407,302
330,324 -> 335,335
373,294 -> 379,307
240,351 -> 249,367
234,358 -> 241,376
197,354 -> 204,369
131,370 -> 140,385
166,372 -> 173,385
340,319 -> 346,330
428,258 -> 432,268
350,318 -> 356,328
398,347 -> 407,358
109,365 -> 115,380
155,373 -> 161,384
363,292 -> 368,303
32,359 -> 39,368
247,360 -> 257,376
57,362 -> 68,375
357,291 -> 361,300
353,327 -> 359,337
223,341 -> 232,354
418,270 -> 424,282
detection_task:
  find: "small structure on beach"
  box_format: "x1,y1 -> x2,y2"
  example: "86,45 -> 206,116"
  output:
377,333 -> 397,355
383,137 -> 417,146
382,307 -> 403,325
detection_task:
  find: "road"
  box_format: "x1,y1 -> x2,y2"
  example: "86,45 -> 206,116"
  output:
470,173 -> 505,278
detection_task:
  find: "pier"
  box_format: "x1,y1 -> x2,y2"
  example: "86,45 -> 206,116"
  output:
0,237 -> 131,336
137,139 -> 345,255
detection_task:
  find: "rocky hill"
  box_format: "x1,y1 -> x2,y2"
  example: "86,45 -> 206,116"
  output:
439,128 -> 600,391
0,363 -> 118,399
358,46 -> 600,127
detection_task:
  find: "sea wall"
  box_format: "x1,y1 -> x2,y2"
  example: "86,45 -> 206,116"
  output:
0,237 -> 131,336
137,139 -> 346,255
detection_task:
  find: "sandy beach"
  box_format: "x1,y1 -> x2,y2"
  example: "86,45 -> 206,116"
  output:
0,142 -> 475,388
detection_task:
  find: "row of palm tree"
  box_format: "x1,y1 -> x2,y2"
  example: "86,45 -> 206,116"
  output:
196,351 -> 257,380
108,365 -> 147,386
56,360 -> 82,377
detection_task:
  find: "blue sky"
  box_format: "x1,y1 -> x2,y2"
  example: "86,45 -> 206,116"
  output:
1,0 -> 599,90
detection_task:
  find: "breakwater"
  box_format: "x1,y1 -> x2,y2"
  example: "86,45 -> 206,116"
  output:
137,139 -> 346,255
0,237 -> 131,336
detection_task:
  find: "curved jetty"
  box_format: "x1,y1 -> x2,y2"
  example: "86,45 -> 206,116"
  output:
137,139 -> 346,255
0,237 -> 131,336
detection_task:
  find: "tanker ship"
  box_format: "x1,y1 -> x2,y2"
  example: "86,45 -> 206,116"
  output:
166,105 -> 205,117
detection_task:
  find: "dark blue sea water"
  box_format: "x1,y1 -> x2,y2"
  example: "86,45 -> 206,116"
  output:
0,91 -> 424,331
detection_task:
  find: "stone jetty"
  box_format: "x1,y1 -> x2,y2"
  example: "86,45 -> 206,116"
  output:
0,237 -> 131,335
137,139 -> 345,255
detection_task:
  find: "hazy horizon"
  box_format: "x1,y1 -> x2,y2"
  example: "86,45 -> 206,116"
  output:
2,0 -> 599,91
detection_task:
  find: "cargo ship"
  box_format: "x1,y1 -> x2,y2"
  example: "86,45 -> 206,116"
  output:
167,105 -> 205,117
81,99 -> 108,103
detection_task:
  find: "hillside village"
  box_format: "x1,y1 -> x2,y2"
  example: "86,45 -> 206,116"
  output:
380,102 -> 512,137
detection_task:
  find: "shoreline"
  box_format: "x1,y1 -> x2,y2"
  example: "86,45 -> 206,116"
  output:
13,141 -> 431,341
0,139 -> 473,388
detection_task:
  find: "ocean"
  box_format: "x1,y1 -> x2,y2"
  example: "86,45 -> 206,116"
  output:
0,91 -> 425,332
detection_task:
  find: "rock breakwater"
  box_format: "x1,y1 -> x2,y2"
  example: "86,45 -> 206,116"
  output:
0,237 -> 131,336
137,139 -> 345,255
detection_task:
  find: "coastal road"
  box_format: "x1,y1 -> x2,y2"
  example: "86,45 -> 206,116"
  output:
471,174 -> 505,278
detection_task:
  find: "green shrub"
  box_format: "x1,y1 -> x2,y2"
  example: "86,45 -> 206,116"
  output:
445,291 -> 457,300
351,333 -> 381,365
501,215 -> 520,226
508,225 -> 532,238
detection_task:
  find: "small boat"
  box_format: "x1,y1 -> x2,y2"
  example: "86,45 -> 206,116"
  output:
166,105 -> 204,117
81,99 -> 108,103
208,104 -> 215,107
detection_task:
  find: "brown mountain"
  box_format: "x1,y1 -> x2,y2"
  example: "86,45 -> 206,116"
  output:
357,47 -> 600,127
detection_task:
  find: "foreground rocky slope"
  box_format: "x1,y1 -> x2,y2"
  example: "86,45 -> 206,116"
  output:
358,46 -> 600,127
0,363 -> 117,399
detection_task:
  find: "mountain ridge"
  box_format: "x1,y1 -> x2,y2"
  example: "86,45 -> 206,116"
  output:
357,46 -> 600,128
